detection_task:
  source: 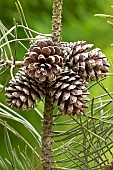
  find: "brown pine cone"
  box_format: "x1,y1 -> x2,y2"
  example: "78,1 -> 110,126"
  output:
6,67 -> 44,111
49,68 -> 89,116
62,41 -> 110,81
24,38 -> 64,83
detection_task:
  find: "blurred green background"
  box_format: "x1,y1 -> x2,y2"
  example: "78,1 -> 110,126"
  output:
1,0 -> 113,167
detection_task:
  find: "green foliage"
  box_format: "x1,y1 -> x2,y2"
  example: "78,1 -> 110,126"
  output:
1,0 -> 113,169
0,127 -> 40,170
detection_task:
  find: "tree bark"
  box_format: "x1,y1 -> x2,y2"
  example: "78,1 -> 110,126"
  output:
41,94 -> 53,170
52,0 -> 63,45
41,0 -> 63,169
1,60 -> 24,67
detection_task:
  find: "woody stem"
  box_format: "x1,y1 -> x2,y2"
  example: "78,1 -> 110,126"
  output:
41,0 -> 63,169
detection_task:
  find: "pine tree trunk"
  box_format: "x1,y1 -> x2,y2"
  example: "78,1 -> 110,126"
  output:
41,0 -> 63,169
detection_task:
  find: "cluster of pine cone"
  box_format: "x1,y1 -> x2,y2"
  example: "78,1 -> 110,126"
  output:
6,38 -> 110,116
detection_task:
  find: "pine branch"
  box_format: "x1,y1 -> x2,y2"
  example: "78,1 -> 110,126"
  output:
52,0 -> 63,45
42,94 -> 53,170
1,59 -> 24,67
41,0 -> 63,169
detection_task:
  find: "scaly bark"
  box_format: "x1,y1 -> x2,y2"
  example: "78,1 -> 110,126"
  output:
42,94 -> 53,170
42,0 -> 63,169
52,0 -> 63,45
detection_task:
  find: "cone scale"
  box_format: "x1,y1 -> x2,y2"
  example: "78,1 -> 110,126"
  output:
6,67 -> 44,111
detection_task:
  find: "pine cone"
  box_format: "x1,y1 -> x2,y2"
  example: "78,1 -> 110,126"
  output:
62,41 -> 110,81
6,67 -> 44,111
49,68 -> 89,116
24,38 -> 64,83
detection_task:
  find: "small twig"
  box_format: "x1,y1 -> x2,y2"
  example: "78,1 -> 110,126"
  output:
15,0 -> 32,38
3,60 -> 24,67
13,18 -> 18,64
99,73 -> 113,76
0,37 -> 51,49
0,21 -> 28,50
0,76 -> 10,94
107,20 -> 113,27
0,67 -> 9,75
10,65 -> 15,80
94,14 -> 113,19
0,26 -> 13,60
17,25 -> 51,37
0,21 -> 51,40
0,25 -> 17,43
